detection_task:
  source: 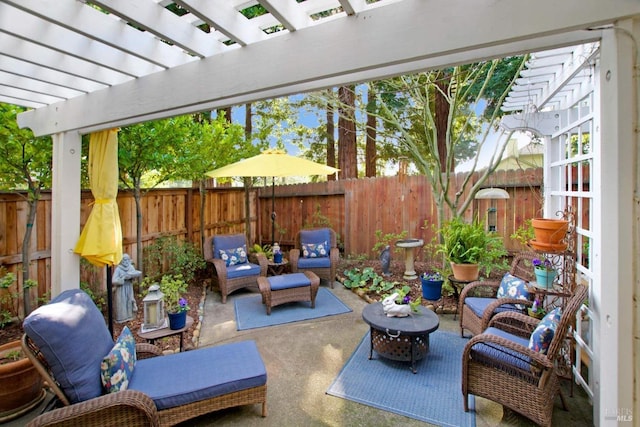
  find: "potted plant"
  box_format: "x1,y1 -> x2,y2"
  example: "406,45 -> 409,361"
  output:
438,217 -> 507,281
420,271 -> 444,300
0,341 -> 44,421
531,217 -> 569,248
158,274 -> 190,330
532,257 -> 557,289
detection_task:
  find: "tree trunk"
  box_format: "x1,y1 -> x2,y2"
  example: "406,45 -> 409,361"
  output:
134,184 -> 144,273
435,77 -> 451,172
326,95 -> 336,181
218,107 -> 232,122
199,180 -> 206,252
20,187 -> 39,316
244,103 -> 253,242
338,85 -> 357,179
365,88 -> 377,177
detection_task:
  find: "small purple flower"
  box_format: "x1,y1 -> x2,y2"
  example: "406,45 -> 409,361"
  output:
403,295 -> 411,304
179,298 -> 187,307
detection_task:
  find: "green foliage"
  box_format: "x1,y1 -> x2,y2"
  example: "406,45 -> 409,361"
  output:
154,274 -> 189,313
0,268 -> 37,328
250,243 -> 273,259
372,230 -> 408,255
143,237 -> 206,284
80,280 -> 105,312
510,219 -> 534,248
438,217 -> 507,274
342,267 -> 379,289
343,267 -> 421,312
389,285 -> 422,312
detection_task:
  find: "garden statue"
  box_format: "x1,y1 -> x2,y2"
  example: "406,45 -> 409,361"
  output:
112,254 -> 142,323
380,245 -> 391,276
382,292 -> 411,317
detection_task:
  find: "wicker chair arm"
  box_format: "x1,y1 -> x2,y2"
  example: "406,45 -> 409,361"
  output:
479,298 -> 532,327
289,249 -> 301,272
135,343 -> 163,359
489,310 -> 540,333
464,332 -> 554,371
255,253 -> 268,276
26,390 -> 159,427
459,280 -> 500,301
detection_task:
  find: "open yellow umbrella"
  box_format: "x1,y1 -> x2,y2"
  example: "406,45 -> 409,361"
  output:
206,149 -> 339,243
74,129 -> 122,335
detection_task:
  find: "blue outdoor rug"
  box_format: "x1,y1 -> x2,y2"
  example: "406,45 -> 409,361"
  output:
327,330 -> 476,427
234,287 -> 352,330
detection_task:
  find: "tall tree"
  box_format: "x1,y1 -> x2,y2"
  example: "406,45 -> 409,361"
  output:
365,84 -> 378,177
337,85 -> 357,179
0,103 -> 52,315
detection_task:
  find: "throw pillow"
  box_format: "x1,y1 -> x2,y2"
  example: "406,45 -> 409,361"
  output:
528,307 -> 563,354
219,245 -> 248,266
101,326 -> 136,393
496,273 -> 529,309
302,241 -> 328,258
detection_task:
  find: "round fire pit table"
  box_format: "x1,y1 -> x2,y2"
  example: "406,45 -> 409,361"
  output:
362,302 -> 439,374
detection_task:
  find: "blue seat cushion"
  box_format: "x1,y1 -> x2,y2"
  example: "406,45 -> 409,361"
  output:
23,289 -> 114,404
470,327 -> 532,373
129,340 -> 267,410
297,257 -> 331,269
226,262 -> 261,279
464,296 -> 521,318
213,234 -> 247,258
268,273 -> 311,291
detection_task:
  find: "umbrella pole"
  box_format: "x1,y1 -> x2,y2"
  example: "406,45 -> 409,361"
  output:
106,265 -> 114,338
271,178 -> 276,245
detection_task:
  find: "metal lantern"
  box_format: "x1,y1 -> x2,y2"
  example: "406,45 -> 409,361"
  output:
143,283 -> 165,330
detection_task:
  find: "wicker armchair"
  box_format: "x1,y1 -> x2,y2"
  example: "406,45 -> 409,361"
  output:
458,252 -> 537,337
22,289 -> 267,427
204,233 -> 267,303
289,228 -> 339,288
462,284 -> 587,427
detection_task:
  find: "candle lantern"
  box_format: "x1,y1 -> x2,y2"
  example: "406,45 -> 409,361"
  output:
143,283 -> 165,330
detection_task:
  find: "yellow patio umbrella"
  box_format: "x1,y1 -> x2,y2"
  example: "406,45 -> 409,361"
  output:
206,149 -> 339,243
74,129 -> 122,335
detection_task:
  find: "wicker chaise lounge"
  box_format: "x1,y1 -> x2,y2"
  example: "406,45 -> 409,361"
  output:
22,289 -> 267,427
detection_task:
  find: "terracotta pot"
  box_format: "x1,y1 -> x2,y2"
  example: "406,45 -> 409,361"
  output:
450,262 -> 480,281
0,341 -> 44,422
532,218 -> 569,244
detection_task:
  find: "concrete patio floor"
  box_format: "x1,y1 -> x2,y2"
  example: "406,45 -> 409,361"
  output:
10,281 -> 593,426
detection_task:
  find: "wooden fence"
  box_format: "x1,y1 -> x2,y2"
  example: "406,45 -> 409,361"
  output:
1,168 -> 546,312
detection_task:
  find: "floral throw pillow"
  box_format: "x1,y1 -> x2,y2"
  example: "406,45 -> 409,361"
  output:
528,307 -> 563,354
101,326 -> 136,393
302,241 -> 328,258
219,245 -> 248,266
496,273 -> 529,310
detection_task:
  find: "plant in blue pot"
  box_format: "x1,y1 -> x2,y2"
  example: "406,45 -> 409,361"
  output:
532,257 -> 556,289
159,274 -> 190,330
420,271 -> 444,300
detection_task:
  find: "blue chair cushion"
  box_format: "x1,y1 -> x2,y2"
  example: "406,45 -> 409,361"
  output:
300,229 -> 331,258
464,296 -> 521,318
101,326 -> 136,393
226,262 -> 262,279
23,289 -> 114,404
267,273 -> 311,291
297,257 -> 331,269
470,327 -> 532,372
496,273 -> 530,310
129,340 -> 267,410
219,245 -> 248,266
213,234 -> 247,259
528,307 -> 562,354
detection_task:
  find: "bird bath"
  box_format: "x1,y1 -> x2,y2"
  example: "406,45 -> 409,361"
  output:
395,238 -> 424,280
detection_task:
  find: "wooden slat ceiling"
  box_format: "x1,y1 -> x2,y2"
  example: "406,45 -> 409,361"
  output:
0,0 -> 386,109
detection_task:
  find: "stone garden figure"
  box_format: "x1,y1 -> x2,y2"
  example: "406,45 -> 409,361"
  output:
112,253 -> 142,323
380,245 -> 391,276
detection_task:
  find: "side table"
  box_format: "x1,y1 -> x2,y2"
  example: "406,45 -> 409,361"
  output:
448,275 -> 474,319
267,259 -> 289,276
138,315 -> 194,352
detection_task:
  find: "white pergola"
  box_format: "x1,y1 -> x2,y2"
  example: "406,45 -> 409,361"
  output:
2,1 -> 639,425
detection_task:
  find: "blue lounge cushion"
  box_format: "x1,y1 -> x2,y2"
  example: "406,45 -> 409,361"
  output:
471,327 -> 531,372
464,296 -> 521,318
213,234 -> 247,258
101,326 -> 136,393
219,245 -> 248,266
496,273 -> 530,310
267,273 -> 311,291
297,257 -> 331,269
226,262 -> 262,279
528,307 -> 562,354
23,289 -> 114,403
129,340 -> 267,410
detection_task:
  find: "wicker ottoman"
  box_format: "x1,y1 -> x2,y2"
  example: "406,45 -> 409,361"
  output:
257,271 -> 320,315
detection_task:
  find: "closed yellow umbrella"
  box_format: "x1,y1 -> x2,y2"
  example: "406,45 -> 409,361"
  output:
206,149 -> 339,244
74,129 -> 122,335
